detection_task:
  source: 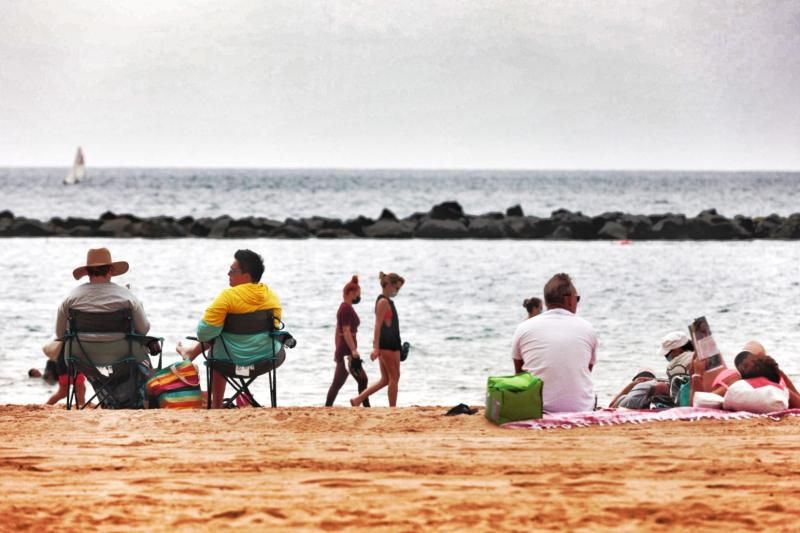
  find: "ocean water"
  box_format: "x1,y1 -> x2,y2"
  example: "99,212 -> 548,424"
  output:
2,237 -> 799,407
1,168 -> 799,220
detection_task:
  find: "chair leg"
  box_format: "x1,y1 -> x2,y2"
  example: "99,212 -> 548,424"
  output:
270,368 -> 277,408
66,362 -> 73,410
207,364 -> 213,410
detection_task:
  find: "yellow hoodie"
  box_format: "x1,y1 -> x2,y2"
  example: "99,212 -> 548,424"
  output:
200,282 -> 282,328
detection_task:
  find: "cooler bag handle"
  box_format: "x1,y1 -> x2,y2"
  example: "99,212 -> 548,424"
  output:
170,362 -> 199,386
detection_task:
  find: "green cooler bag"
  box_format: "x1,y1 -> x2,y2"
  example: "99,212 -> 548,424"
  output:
485,372 -> 543,424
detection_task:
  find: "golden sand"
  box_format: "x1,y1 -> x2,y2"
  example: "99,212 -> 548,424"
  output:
1,405 -> 799,532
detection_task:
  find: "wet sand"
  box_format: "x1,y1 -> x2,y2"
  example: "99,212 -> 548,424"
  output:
1,404 -> 799,531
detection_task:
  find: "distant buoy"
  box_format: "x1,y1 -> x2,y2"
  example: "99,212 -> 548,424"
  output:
618,240 -> 631,245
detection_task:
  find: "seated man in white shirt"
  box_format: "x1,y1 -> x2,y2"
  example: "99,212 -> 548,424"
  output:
511,273 -> 598,413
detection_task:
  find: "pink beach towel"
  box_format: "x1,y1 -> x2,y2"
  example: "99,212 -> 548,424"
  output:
502,407 -> 800,430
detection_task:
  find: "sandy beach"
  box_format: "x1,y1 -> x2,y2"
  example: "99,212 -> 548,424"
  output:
1,405 -> 799,531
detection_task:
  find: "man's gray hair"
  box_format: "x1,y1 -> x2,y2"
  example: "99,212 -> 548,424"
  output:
543,273 -> 575,306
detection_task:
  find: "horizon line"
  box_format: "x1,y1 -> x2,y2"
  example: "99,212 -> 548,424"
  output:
1,164 -> 799,173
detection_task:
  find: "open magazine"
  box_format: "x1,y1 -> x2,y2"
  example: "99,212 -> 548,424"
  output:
688,316 -> 725,371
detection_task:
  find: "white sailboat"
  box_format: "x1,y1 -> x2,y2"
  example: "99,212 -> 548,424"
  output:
63,146 -> 85,185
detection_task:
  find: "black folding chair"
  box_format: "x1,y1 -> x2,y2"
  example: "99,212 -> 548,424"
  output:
192,310 -> 295,408
64,307 -> 162,409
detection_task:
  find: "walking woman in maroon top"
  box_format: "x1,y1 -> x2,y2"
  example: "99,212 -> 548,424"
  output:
326,275 -> 369,406
351,272 -> 405,407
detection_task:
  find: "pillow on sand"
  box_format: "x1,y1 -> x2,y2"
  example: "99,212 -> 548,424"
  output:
723,379 -> 789,414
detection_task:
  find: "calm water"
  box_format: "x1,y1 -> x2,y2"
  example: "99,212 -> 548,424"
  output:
1,168 -> 799,220
2,238 -> 798,407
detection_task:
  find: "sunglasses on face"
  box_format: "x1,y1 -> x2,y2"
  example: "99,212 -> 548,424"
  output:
228,268 -> 242,275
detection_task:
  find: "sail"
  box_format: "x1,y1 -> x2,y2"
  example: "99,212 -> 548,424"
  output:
63,147 -> 85,185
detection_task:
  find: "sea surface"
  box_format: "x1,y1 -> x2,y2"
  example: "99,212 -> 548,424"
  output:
1,169 -> 799,407
1,167 -> 799,220
2,237 -> 799,407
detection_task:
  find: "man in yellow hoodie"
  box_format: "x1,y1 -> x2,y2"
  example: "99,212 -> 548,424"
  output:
177,249 -> 282,408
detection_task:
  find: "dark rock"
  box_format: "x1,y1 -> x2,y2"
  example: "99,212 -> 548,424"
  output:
621,214 -> 654,239
506,216 -> 551,239
506,204 -> 524,217
98,217 -> 133,236
550,210 -> 595,239
378,209 -> 398,222
343,216 -> 375,237
0,210 -> 13,220
225,226 -> 257,238
271,223 -> 310,239
774,213 -> 800,239
551,225 -> 574,239
65,225 -> 96,237
363,219 -> 413,238
55,217 -> 102,230
734,215 -> 755,235
468,216 -> 508,238
8,217 -> 54,236
651,214 -> 689,239
178,215 -> 195,227
754,214 -> 784,238
430,201 -> 464,221
190,218 -> 214,237
208,216 -> 232,238
137,217 -> 188,238
298,216 -> 344,234
317,228 -> 356,238
415,219 -> 469,238
687,215 -> 751,240
597,221 -> 629,240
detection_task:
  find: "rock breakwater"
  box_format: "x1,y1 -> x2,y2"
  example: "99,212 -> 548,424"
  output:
1,202 -> 799,240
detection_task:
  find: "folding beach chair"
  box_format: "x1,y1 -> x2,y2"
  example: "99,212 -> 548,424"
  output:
192,310 -> 295,408
64,307 -> 163,409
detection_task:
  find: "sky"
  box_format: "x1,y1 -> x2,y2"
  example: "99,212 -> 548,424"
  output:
1,0 -> 798,170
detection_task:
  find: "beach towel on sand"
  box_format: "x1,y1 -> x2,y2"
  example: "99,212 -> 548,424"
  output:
503,407 -> 800,430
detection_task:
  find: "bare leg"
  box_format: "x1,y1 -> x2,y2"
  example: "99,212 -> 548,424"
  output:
351,358 -> 389,406
46,383 -> 68,405
382,350 -> 401,407
210,370 -> 227,408
76,379 -> 86,406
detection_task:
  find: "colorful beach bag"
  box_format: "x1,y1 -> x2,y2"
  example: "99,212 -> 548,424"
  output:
485,372 -> 543,424
145,361 -> 202,409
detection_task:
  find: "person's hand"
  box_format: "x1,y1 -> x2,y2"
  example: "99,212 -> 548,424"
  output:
370,349 -> 380,361
351,350 -> 360,359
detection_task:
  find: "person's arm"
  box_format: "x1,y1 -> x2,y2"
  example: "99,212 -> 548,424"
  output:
197,291 -> 228,342
342,326 -> 359,358
372,299 -> 389,360
779,370 -> 799,395
131,297 -> 150,335
54,301 -> 68,339
511,327 -> 524,373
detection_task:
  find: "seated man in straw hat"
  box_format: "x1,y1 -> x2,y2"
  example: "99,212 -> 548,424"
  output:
48,247 -> 151,405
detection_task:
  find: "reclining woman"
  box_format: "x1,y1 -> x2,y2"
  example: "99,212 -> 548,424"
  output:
351,272 -> 405,408
720,348 -> 800,412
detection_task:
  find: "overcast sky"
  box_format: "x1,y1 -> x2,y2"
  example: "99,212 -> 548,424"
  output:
1,0 -> 798,169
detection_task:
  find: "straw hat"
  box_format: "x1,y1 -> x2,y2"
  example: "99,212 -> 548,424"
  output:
72,247 -> 129,280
